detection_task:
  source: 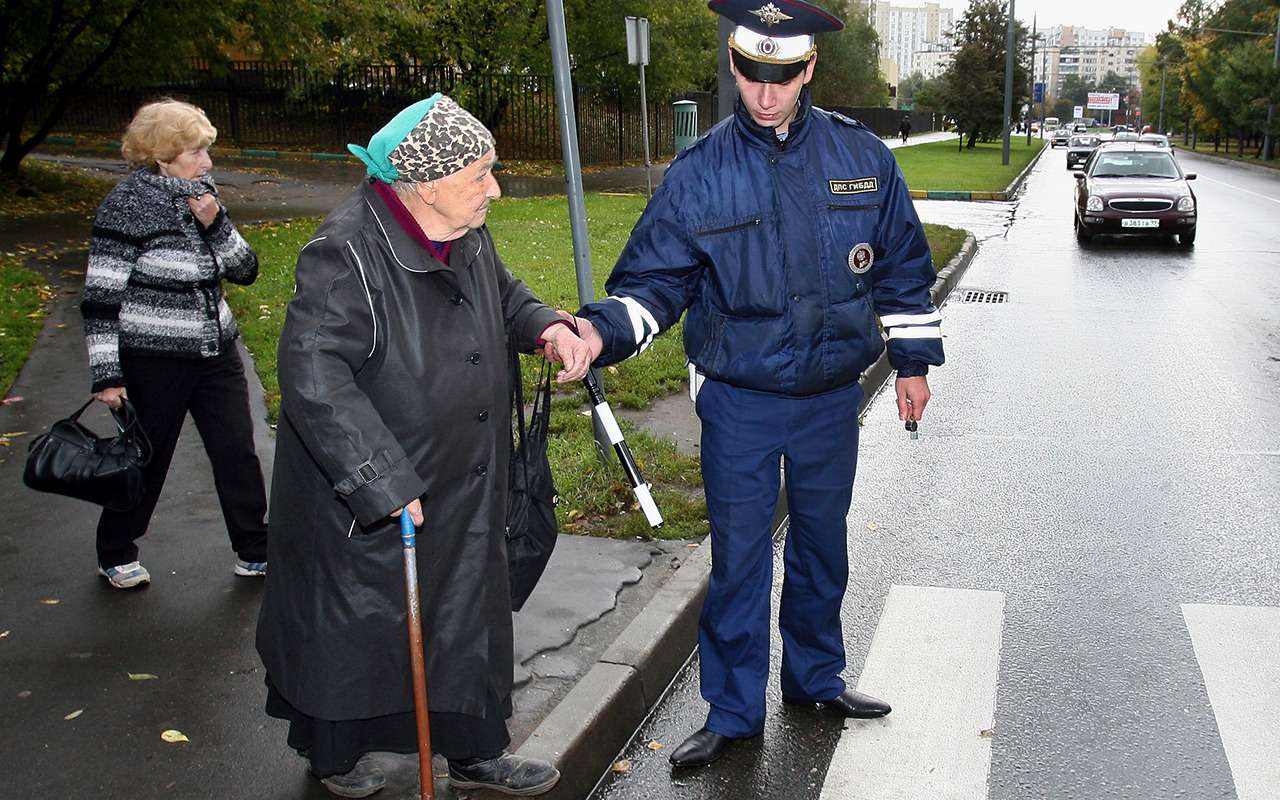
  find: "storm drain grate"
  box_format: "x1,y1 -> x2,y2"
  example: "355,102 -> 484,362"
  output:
958,288 -> 1009,304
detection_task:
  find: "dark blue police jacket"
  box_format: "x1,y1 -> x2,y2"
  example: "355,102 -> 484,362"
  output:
580,88 -> 944,396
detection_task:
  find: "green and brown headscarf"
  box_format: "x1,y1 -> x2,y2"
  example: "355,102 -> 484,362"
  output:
348,93 -> 495,183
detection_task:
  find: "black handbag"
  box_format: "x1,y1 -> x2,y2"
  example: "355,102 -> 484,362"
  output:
506,346 -> 559,612
23,397 -> 152,511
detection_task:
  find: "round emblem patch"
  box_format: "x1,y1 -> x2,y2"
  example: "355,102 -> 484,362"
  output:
757,37 -> 779,57
849,243 -> 874,274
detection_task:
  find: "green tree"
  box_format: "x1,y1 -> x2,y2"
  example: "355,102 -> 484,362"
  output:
1058,74 -> 1094,106
809,15 -> 889,107
897,70 -> 927,107
913,75 -> 948,112
936,0 -> 1029,148
0,0 -> 430,176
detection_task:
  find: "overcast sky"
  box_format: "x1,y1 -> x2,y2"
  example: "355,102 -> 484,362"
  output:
951,0 -> 1184,38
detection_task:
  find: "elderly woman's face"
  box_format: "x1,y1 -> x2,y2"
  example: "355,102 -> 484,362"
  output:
431,150 -> 501,232
158,146 -> 212,181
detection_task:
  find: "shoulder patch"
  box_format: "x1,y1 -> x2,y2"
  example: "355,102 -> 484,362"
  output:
831,112 -> 867,130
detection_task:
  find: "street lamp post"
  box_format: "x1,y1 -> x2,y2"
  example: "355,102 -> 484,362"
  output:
1265,12 -> 1279,161
1026,16 -> 1036,147
1158,62 -> 1167,134
1002,0 -> 1016,165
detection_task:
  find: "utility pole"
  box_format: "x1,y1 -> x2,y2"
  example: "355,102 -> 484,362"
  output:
1027,15 -> 1036,146
1265,12 -> 1279,161
1158,61 -> 1167,134
547,0 -> 609,460
1002,0 -> 1016,165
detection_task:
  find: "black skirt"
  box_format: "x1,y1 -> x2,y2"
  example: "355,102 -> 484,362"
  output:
265,676 -> 511,777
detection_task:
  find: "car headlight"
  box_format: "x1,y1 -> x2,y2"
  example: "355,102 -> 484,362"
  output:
1086,195 -> 1104,212
1177,196 -> 1195,212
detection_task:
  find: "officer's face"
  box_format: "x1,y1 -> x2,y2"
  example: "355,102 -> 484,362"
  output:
731,54 -> 817,135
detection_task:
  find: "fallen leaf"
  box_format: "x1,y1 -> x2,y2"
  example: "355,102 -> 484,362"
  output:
127,672 -> 159,681
611,759 -> 631,774
646,740 -> 664,751
0,630 -> 9,638
64,709 -> 83,720
979,728 -> 995,738
40,599 -> 61,605
161,729 -> 189,743
2,431 -> 28,437
17,690 -> 32,699
0,439 -> 9,447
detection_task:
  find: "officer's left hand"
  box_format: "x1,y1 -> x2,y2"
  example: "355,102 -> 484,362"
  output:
540,323 -> 592,383
895,376 -> 930,422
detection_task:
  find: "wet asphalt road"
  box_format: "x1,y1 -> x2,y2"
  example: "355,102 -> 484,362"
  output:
589,150 -> 1280,800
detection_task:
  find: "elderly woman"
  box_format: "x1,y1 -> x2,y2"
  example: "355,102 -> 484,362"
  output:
256,95 -> 590,798
81,98 -> 268,589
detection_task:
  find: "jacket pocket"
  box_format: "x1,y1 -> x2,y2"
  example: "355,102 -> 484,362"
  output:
828,295 -> 884,378
693,214 -> 783,315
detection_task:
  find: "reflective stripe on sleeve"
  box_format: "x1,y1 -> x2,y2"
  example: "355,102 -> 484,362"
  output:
880,310 -> 943,328
608,295 -> 659,354
887,326 -> 943,339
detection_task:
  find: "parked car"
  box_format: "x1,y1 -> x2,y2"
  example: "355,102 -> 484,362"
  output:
1052,128 -> 1072,147
1073,123 -> 1089,133
1111,131 -> 1141,143
1112,124 -> 1132,134
1072,143 -> 1198,246
1138,133 -> 1173,150
1066,135 -> 1103,169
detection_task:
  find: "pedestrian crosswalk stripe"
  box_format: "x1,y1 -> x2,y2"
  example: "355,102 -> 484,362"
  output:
819,585 -> 1005,800
1182,603 -> 1280,800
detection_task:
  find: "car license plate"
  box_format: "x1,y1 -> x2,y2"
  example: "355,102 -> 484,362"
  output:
1121,218 -> 1160,228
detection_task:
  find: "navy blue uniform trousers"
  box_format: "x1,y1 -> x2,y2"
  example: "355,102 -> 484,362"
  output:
696,377 -> 862,738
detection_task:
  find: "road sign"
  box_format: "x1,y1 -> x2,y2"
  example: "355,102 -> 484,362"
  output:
1073,105 -> 1084,120
1087,92 -> 1120,110
625,16 -> 650,66
1033,82 -> 1044,103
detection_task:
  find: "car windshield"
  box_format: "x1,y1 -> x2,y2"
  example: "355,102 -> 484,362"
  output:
1071,137 -> 1100,147
1140,136 -> 1169,147
1091,152 -> 1180,178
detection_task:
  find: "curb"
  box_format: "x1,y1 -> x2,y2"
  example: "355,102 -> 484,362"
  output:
516,232 -> 982,800
906,141 -> 1047,202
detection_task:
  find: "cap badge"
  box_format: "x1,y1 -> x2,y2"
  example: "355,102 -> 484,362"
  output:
750,3 -> 794,27
849,243 -> 874,274
757,37 -> 780,56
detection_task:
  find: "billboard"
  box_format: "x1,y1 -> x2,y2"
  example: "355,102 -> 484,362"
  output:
1087,92 -> 1120,111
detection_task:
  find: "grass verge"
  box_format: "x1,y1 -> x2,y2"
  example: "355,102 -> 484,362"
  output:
1180,140 -> 1280,171
0,258 -> 55,395
895,137 -> 1045,193
233,195 -> 966,539
0,158 -> 116,220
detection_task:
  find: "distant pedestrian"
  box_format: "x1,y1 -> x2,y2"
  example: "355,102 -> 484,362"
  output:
256,94 -> 591,798
900,114 -> 912,143
566,0 -> 943,770
81,98 -> 269,590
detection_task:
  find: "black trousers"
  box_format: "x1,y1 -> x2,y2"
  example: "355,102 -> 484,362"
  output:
265,677 -> 512,777
95,347 -> 268,568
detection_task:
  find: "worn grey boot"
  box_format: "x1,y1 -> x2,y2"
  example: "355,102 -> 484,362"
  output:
315,752 -> 386,798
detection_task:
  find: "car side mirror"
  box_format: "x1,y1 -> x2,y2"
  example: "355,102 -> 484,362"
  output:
1184,173 -> 1196,180
1072,169 -> 1086,179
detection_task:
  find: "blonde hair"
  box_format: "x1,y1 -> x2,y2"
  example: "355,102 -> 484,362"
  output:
120,99 -> 217,170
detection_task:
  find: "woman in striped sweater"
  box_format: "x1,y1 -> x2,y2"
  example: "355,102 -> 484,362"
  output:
81,99 -> 268,589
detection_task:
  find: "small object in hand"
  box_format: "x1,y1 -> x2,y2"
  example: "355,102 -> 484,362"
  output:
905,420 -> 918,440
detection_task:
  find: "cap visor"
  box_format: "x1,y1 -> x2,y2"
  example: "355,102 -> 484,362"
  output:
733,54 -> 808,84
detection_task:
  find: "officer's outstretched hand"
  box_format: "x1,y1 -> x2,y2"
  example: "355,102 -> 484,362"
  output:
895,376 -> 930,422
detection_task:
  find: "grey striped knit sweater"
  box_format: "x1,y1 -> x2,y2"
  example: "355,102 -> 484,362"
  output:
81,169 -> 259,392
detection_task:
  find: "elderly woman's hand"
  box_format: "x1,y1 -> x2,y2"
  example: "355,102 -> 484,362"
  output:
188,194 -> 220,228
539,323 -> 593,383
94,386 -> 128,410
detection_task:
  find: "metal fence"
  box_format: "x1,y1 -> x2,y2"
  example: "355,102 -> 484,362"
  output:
40,61 -> 717,165
826,107 -> 939,138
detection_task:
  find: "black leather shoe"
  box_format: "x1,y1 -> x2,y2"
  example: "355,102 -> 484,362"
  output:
783,689 -> 891,719
447,752 -> 560,796
668,727 -> 742,768
315,752 -> 386,798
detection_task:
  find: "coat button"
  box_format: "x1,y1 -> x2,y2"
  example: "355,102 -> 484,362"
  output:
477,410 -> 489,422
468,352 -> 481,364
450,293 -> 463,305
474,464 -> 488,477
791,294 -> 801,302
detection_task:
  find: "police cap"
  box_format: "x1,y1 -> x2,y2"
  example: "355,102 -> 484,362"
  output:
708,0 -> 845,83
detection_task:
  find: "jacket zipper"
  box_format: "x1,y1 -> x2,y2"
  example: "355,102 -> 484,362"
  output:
698,217 -> 762,236
827,203 -> 880,211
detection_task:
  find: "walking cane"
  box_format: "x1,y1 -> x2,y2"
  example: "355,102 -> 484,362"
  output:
399,509 -> 434,800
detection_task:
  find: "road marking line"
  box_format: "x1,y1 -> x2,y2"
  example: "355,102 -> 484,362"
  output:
819,585 -> 1005,800
1195,175 -> 1280,205
1182,603 -> 1280,800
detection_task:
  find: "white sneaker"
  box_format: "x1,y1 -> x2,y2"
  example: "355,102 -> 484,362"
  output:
234,558 -> 267,577
98,561 -> 151,589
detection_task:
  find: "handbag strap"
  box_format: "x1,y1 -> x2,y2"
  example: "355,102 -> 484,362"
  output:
110,398 -> 153,466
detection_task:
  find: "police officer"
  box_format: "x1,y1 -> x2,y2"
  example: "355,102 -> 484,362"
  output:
569,0 -> 944,768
